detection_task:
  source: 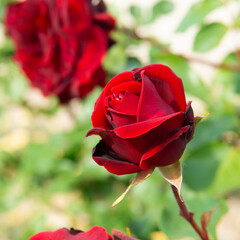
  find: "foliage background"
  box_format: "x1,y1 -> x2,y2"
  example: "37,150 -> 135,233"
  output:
0,0 -> 240,239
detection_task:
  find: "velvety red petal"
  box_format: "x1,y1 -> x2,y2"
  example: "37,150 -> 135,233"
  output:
29,226 -> 110,240
111,81 -> 142,96
86,128 -> 141,165
72,226 -> 110,240
137,71 -> 175,122
104,71 -> 135,97
114,112 -> 183,139
91,91 -> 113,129
71,25 -> 107,95
185,101 -> 195,142
93,140 -> 141,175
93,12 -> 116,33
68,0 -> 92,30
109,91 -> 139,115
108,109 -> 136,127
91,72 -> 135,129
140,126 -> 190,169
116,112 -> 186,157
133,64 -> 186,112
78,67 -> 106,98
4,1 -> 42,51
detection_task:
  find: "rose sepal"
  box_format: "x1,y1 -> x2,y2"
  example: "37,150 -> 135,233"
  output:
111,168 -> 154,207
194,112 -> 209,127
158,160 -> 182,195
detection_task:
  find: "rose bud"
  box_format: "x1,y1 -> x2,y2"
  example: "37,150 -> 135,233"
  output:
4,0 -> 115,103
87,64 -> 195,175
29,226 -> 138,240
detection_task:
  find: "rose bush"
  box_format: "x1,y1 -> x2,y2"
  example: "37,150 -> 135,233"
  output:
29,226 -> 138,240
87,64 -> 195,175
4,0 -> 115,102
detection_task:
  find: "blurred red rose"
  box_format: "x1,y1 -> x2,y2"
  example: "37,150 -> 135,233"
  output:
29,226 -> 138,240
87,64 -> 195,175
4,0 -> 115,103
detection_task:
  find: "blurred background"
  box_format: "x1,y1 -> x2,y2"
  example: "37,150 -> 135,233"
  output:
0,0 -> 240,239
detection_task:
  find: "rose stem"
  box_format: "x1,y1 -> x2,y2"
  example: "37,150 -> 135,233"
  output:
171,185 -> 210,240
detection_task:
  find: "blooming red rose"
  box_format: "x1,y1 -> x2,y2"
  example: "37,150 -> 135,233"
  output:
29,226 -> 138,240
4,0 -> 115,102
87,64 -> 195,175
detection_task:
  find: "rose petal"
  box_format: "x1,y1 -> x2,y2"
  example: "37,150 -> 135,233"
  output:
133,64 -> 186,112
93,140 -> 141,175
140,126 -> 190,169
71,25 -> 107,95
111,229 -> 139,240
111,81 -> 142,96
137,71 -> 175,122
109,90 -> 139,115
91,72 -> 135,129
108,109 -> 136,127
29,226 -> 111,240
184,101 -> 195,142
91,91 -> 113,129
103,71 -> 135,97
114,112 -> 184,139
93,12 -> 116,33
86,128 -> 141,165
114,112 -> 186,158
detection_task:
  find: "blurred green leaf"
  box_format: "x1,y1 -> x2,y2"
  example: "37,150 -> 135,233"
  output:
104,44 -> 127,74
187,115 -> 238,152
150,47 -> 208,101
0,38 -> 14,60
193,23 -> 227,53
152,1 -> 174,20
130,5 -> 141,20
176,0 -> 222,32
213,53 -> 240,98
207,147 -> 240,195
183,143 -> 230,191
0,60 -> 28,103
125,57 -> 142,71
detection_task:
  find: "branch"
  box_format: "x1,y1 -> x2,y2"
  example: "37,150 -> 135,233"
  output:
171,185 -> 210,240
118,27 -> 240,72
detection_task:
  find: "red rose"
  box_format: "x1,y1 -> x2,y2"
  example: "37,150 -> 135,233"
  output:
87,64 -> 195,175
29,227 -> 138,240
4,0 -> 115,102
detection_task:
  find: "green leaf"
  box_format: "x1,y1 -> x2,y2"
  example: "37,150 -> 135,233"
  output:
125,57 -> 142,71
187,115 -> 238,152
213,53 -> 240,97
207,147 -> 240,195
176,0 -> 222,32
103,44 -> 127,75
152,1 -> 174,20
183,143 -> 230,191
150,47 -> 208,101
130,5 -> 141,20
193,23 -> 228,53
